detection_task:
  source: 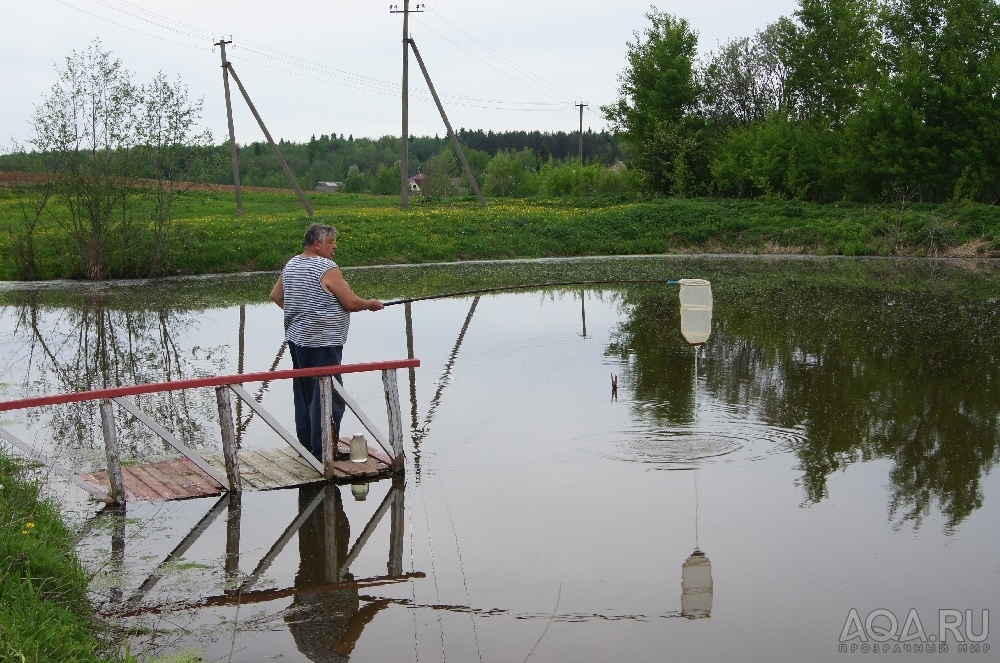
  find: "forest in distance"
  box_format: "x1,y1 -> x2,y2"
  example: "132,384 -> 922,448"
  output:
3,0 -> 998,205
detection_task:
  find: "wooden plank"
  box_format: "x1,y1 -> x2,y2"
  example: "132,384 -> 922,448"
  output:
114,397 -> 228,486
120,467 -> 163,501
170,459 -> 223,497
274,445 -> 335,480
213,454 -> 268,490
128,464 -> 181,501
238,450 -> 290,489
367,445 -> 393,467
142,462 -> 194,499
257,448 -> 322,485
334,456 -> 387,477
202,453 -> 259,489
228,384 -> 322,474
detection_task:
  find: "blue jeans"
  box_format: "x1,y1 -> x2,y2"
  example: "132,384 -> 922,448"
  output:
288,342 -> 345,461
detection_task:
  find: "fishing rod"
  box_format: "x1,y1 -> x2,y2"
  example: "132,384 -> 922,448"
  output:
383,279 -> 680,307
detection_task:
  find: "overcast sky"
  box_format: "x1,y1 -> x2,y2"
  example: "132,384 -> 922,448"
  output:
1,0 -> 800,150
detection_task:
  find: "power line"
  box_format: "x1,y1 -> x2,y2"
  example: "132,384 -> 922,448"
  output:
421,9 -> 582,105
54,0 -> 599,119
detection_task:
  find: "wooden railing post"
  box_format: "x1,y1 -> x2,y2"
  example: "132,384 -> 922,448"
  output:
320,376 -> 337,479
99,399 -> 125,506
215,386 -> 242,492
382,369 -> 405,472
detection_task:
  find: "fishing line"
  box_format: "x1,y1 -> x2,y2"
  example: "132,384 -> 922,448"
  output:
383,279 -> 679,306
439,485 -> 485,663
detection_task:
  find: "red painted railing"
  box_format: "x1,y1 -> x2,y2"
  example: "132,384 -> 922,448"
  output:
0,359 -> 421,412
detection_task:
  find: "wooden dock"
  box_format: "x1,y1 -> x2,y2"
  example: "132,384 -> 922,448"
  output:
0,359 -> 419,506
79,438 -> 396,501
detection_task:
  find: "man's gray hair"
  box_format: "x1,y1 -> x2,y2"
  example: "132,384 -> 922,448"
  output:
303,223 -> 337,249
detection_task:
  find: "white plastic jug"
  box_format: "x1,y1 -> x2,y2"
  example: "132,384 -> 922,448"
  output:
678,279 -> 713,346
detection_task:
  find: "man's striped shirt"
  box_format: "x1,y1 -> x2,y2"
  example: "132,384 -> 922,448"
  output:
281,255 -> 350,347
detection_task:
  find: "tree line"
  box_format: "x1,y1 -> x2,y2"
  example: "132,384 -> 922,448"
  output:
604,0 -> 1000,203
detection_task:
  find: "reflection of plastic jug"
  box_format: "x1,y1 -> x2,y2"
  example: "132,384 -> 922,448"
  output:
681,549 -> 713,619
350,435 -> 369,463
351,482 -> 369,501
678,279 -> 713,346
678,279 -> 713,308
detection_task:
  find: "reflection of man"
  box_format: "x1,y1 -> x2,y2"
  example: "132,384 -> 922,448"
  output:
270,223 -> 384,461
287,484 -> 387,661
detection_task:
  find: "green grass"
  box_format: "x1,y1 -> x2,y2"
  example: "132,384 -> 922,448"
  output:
0,451 -> 130,663
1,188 -> 998,281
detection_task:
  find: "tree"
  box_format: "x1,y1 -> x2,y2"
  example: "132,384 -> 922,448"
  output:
700,21 -> 789,126
602,9 -> 702,193
421,148 -> 459,197
30,40 -> 210,278
136,72 -> 214,275
777,0 -> 881,124
850,0 -> 1000,202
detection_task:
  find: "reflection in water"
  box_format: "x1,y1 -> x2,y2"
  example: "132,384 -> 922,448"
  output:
609,267 -> 1000,530
286,484 -> 388,661
681,549 -> 713,619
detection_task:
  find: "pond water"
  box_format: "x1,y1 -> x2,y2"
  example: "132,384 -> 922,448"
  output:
1,256 -> 998,662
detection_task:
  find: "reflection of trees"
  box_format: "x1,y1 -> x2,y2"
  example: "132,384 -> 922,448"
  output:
6,289 -> 228,462
609,281 -> 1000,531
607,293 -> 698,424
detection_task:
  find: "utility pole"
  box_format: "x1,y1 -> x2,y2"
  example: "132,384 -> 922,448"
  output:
217,38 -> 243,216
225,62 -> 314,216
576,102 -> 588,163
408,38 -> 485,206
390,2 -> 423,209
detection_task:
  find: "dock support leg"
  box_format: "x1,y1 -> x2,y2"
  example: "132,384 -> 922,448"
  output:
388,475 -> 405,577
225,492 -> 242,588
99,399 -> 125,506
382,369 -> 405,472
320,376 -> 337,479
216,386 -> 242,492
324,483 -> 341,583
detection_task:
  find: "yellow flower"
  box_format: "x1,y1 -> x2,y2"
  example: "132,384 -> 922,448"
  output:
26,522 -> 35,528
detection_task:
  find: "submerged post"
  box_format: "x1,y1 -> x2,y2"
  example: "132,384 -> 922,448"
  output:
216,386 -> 242,492
99,399 -> 125,506
388,475 -> 405,576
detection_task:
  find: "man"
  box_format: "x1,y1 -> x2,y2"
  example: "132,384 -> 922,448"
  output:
270,223 -> 383,461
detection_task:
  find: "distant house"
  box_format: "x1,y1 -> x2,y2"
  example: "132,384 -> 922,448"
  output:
315,181 -> 342,193
609,160 -> 628,173
408,173 -> 425,192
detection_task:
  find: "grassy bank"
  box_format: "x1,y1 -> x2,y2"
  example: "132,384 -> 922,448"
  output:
0,450 -> 129,662
1,188 -> 998,280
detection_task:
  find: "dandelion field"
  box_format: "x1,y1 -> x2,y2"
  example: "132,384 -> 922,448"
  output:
1,188 -> 998,280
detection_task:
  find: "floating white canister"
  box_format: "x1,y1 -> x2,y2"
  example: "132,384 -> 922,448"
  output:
681,549 -> 713,619
678,279 -> 713,346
